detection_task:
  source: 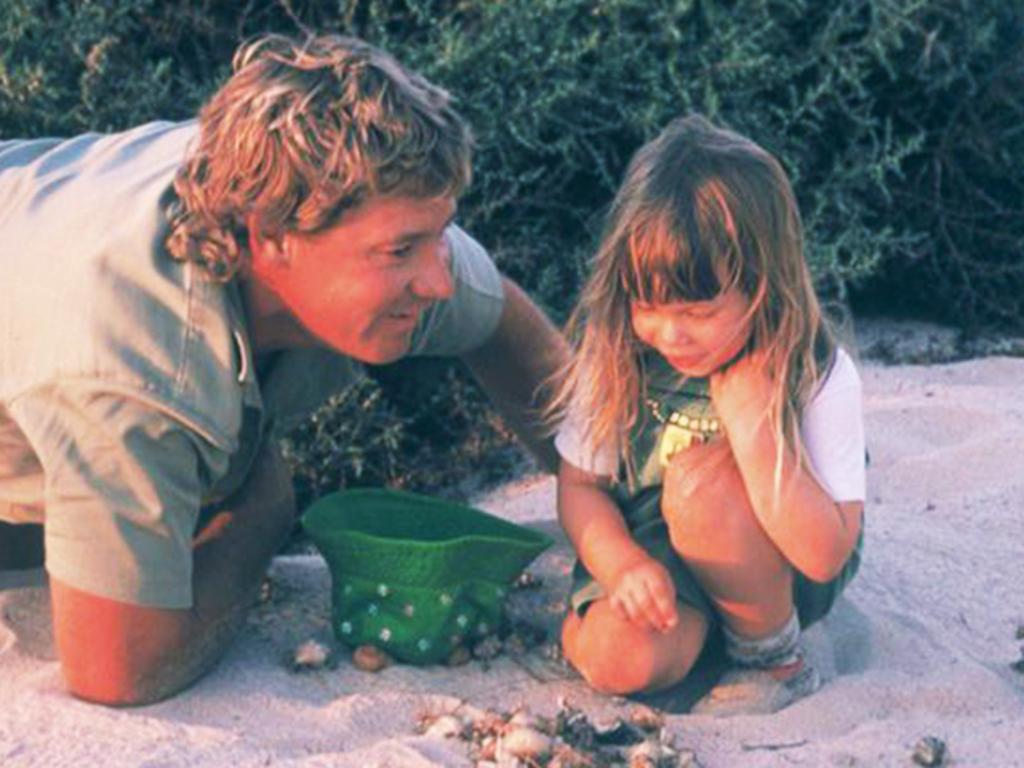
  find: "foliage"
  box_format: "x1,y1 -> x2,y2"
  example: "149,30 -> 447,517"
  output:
2,0 -> 1020,497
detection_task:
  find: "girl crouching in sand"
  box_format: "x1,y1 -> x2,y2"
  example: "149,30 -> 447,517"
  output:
552,115 -> 865,715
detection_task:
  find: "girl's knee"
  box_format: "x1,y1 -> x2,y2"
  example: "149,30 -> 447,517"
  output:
562,603 -> 702,695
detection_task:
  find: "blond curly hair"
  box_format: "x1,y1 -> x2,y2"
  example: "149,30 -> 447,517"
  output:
166,33 -> 472,279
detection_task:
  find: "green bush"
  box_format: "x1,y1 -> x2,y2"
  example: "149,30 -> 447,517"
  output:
2,0 -> 1021,498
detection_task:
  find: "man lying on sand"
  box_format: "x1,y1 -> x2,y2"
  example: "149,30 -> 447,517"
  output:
0,32 -> 566,706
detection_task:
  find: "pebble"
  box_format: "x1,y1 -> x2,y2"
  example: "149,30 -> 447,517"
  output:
446,645 -> 473,667
291,639 -> 330,671
912,736 -> 947,767
258,577 -> 274,605
351,644 -> 392,672
513,571 -> 542,590
472,635 -> 503,660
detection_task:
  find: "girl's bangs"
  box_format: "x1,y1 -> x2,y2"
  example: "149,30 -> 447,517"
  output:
621,208 -> 730,305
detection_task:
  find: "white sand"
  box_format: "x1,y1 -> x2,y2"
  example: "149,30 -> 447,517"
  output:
2,356 -> 1023,767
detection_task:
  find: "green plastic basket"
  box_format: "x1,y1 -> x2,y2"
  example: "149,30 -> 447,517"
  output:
302,488 -> 552,664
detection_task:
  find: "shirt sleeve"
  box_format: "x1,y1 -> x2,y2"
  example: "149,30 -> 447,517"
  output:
10,382 -> 230,608
407,225 -> 505,357
800,348 -> 866,502
554,405 -> 619,477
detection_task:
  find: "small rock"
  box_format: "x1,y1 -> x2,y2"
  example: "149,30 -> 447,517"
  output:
446,645 -> 473,667
291,639 -> 330,671
503,633 -> 528,657
257,576 -> 274,605
513,571 -> 542,590
351,644 -> 392,672
473,635 -> 503,660
912,736 -> 947,767
497,726 -> 552,762
1015,624 -> 1024,641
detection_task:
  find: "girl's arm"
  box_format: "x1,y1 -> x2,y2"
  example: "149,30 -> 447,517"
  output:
711,355 -> 863,583
558,460 -> 678,631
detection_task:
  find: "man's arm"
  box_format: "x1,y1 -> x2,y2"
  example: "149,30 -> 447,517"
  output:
50,442 -> 295,706
460,278 -> 569,474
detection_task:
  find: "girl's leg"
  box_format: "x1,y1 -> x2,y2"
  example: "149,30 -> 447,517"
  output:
561,598 -> 708,695
661,439 -> 793,640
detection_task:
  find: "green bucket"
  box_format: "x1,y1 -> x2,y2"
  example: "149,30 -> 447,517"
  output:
302,488 -> 552,664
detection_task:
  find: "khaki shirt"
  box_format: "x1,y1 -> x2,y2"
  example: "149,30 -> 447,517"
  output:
0,121 -> 504,607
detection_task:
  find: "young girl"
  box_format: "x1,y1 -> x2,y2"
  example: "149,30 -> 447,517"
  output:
552,115 -> 865,715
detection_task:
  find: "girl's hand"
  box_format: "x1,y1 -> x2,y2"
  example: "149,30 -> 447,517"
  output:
709,348 -> 773,433
608,555 -> 679,633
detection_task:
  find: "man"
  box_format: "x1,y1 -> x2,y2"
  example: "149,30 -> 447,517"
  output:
0,33 -> 566,706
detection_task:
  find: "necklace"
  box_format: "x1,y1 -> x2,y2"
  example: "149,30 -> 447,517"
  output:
644,395 -> 721,437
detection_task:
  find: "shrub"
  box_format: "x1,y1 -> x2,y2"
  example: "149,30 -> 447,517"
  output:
2,0 -> 1020,499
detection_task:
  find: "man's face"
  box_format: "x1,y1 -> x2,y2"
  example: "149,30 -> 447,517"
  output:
252,194 -> 456,364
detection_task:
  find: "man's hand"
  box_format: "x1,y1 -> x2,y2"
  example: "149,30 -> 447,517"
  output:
607,554 -> 678,633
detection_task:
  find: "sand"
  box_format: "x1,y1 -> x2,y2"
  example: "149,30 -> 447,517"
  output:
1,355 -> 1022,767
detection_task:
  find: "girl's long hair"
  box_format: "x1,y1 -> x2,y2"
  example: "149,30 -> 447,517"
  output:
552,114 -> 835,487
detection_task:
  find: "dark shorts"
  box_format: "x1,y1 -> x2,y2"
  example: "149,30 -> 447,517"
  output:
569,486 -> 863,631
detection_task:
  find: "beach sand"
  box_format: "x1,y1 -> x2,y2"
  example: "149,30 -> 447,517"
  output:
2,354 -> 1022,767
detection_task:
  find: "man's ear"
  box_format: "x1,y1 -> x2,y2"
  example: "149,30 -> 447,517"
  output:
246,213 -> 288,274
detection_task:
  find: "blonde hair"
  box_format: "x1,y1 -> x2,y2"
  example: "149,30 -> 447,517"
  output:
166,33 -> 472,279
554,114 -> 835,485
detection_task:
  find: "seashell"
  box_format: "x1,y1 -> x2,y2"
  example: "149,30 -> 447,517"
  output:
629,740 -> 665,768
628,704 -> 664,732
507,710 -> 542,730
446,645 -> 473,667
291,639 -> 330,671
912,736 -> 947,767
555,705 -> 595,750
351,644 -> 392,672
497,726 -> 552,761
423,714 -> 465,740
477,734 -> 499,761
547,743 -> 594,768
593,717 -> 645,746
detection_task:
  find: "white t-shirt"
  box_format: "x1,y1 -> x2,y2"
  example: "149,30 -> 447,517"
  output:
555,348 -> 866,502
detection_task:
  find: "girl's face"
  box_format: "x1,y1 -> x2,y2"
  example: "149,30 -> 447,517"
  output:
630,287 -> 753,377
